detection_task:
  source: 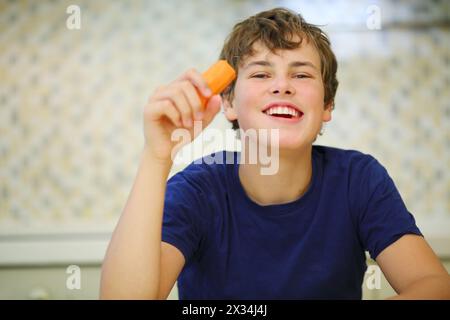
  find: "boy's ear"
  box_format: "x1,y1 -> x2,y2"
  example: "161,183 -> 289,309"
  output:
222,98 -> 238,121
322,100 -> 334,122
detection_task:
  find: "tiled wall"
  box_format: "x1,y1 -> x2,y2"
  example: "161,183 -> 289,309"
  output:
0,0 -> 449,235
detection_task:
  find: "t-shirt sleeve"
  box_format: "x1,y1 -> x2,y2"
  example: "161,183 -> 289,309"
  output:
161,169 -> 209,263
352,156 -> 422,260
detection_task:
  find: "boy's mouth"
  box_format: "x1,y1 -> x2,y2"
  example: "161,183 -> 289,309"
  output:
262,103 -> 304,120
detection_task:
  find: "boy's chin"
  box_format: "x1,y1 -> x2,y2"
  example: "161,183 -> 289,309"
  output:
238,127 -> 313,151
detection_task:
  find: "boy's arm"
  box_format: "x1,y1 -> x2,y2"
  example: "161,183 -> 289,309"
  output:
376,234 -> 450,299
100,149 -> 175,299
99,63 -> 231,299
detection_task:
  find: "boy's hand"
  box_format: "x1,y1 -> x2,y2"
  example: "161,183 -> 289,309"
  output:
143,68 -> 222,163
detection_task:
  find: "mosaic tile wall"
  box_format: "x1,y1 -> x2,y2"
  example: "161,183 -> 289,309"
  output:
0,0 -> 449,234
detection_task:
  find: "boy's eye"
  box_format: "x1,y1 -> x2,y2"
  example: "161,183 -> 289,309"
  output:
251,73 -> 270,78
294,74 -> 310,79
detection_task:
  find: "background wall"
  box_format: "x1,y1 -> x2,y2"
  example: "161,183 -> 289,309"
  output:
0,0 -> 449,299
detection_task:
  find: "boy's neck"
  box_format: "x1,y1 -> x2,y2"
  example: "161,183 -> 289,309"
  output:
238,145 -> 313,206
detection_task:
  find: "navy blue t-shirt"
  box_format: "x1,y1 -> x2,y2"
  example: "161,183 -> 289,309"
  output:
161,145 -> 422,299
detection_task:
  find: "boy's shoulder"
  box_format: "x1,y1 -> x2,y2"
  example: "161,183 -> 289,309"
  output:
313,145 -> 388,179
313,144 -> 373,159
313,144 -> 382,172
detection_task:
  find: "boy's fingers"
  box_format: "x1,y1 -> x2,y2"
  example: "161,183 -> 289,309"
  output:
156,87 -> 193,128
177,68 -> 212,98
147,99 -> 182,127
162,100 -> 182,127
180,81 -> 204,121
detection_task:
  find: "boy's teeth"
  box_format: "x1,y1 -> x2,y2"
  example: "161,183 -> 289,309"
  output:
265,105 -> 301,117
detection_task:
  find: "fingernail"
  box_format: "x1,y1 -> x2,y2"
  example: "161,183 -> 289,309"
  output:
194,112 -> 203,120
185,119 -> 192,128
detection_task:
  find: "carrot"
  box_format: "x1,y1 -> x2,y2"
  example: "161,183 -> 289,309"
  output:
199,60 -> 236,107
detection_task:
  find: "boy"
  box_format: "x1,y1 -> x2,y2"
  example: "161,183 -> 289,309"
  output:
100,8 -> 450,299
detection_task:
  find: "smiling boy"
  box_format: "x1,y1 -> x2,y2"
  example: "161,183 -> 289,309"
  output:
222,39 -> 331,205
100,8 -> 450,299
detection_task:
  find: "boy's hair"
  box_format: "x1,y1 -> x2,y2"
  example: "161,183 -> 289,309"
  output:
219,7 -> 339,131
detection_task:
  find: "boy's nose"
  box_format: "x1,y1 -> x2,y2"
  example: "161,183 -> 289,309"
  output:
270,78 -> 295,96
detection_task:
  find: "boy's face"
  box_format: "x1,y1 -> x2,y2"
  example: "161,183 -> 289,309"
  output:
224,40 -> 333,150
